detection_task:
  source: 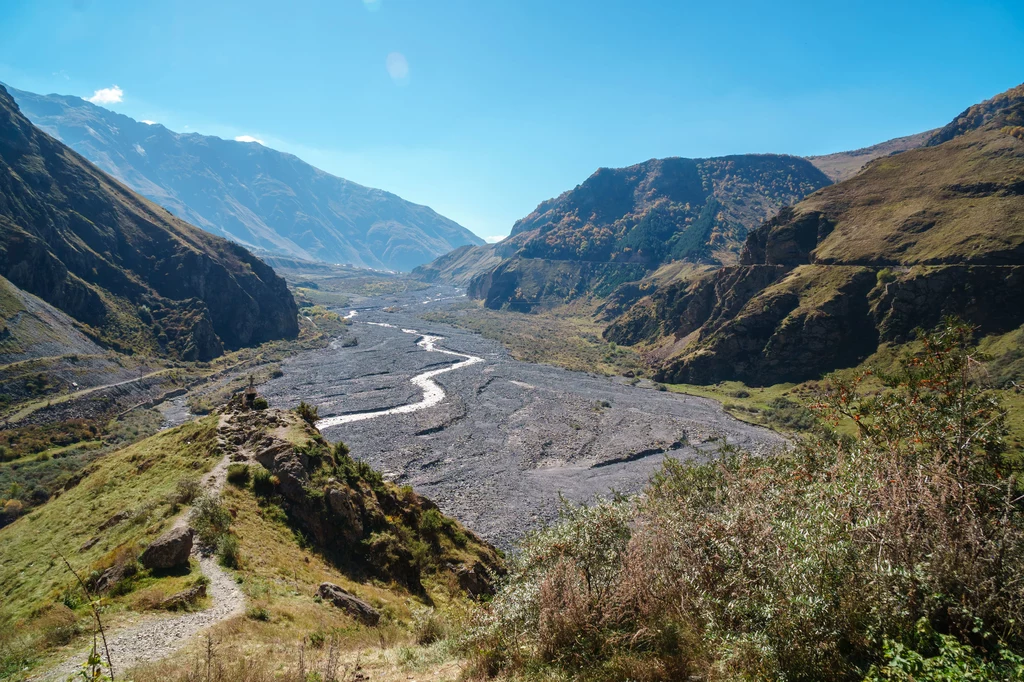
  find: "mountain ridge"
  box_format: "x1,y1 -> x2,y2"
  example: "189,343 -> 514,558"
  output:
606,82 -> 1024,385
8,85 -> 484,271
0,84 -> 298,360
416,154 -> 833,310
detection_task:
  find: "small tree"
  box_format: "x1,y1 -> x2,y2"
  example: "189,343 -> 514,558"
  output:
295,401 -> 319,427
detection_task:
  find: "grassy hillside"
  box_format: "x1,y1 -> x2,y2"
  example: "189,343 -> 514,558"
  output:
0,399 -> 501,680
607,82 -> 1024,387
805,129 -> 934,182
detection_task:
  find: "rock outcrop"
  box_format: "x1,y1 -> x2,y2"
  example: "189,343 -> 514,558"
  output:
316,583 -> 381,626
216,398 -> 503,595
140,526 -> 194,570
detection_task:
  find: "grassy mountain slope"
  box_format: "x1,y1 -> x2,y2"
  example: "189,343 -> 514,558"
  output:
0,84 -> 298,361
10,86 -> 484,271
0,400 -> 501,679
0,274 -> 105,365
420,155 -> 831,310
805,129 -> 934,182
411,243 -> 505,286
607,83 -> 1024,386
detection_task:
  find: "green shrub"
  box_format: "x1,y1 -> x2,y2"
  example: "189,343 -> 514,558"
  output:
251,397 -> 269,410
246,606 -> 270,622
295,401 -> 319,426
189,494 -> 232,546
226,463 -> 250,487
37,605 -> 80,647
472,320 -> 1024,680
412,607 -> 448,645
216,534 -> 240,569
174,477 -> 202,504
251,466 -> 276,498
308,629 -> 327,649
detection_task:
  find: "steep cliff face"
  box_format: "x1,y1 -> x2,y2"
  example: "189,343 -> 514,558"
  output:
435,154 -> 830,311
610,83 -> 1024,386
0,85 -> 298,360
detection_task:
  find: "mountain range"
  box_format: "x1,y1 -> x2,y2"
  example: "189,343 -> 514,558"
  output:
0,84 -> 298,360
606,83 -> 1024,384
8,86 -> 483,271
416,154 -> 833,309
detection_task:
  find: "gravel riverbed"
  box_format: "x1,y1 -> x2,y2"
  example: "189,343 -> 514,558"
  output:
261,285 -> 787,549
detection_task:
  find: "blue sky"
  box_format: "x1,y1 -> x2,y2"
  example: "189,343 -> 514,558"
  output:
1,0 -> 1022,241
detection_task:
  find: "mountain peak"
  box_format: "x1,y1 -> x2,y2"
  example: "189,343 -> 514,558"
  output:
8,85 -> 483,271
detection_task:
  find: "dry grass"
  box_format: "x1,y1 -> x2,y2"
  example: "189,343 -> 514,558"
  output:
471,323 -> 1024,680
422,300 -> 643,376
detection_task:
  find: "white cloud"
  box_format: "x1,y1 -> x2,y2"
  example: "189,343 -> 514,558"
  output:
386,52 -> 409,84
141,119 -> 157,125
235,135 -> 264,145
85,85 -> 123,105
485,235 -> 506,243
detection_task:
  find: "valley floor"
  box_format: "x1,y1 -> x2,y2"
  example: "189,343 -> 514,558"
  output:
259,285 -> 785,549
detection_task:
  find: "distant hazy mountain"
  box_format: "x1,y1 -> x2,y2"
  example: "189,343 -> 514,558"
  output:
0,84 -> 297,360
8,86 -> 483,271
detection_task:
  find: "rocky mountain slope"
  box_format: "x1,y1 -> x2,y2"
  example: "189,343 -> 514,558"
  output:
418,155 -> 831,310
9,85 -> 483,271
0,84 -> 298,360
607,83 -> 1024,385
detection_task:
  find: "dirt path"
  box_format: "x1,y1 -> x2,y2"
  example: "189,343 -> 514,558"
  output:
37,417 -> 247,681
7,368 -> 173,423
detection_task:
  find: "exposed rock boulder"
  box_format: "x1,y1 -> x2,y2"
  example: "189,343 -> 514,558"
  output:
454,561 -> 496,597
159,582 -> 207,610
316,583 -> 380,626
140,526 -> 193,570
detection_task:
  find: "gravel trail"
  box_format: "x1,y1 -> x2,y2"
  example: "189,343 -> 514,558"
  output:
37,419 -> 247,681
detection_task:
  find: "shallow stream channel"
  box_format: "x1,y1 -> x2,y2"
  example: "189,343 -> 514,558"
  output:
260,285 -> 785,549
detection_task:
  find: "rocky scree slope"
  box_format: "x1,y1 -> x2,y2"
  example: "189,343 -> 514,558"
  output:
416,155 -> 831,309
0,84 -> 298,360
607,83 -> 1024,385
10,86 -> 483,271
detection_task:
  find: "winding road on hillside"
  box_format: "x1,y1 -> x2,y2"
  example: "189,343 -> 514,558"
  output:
263,284 -> 787,550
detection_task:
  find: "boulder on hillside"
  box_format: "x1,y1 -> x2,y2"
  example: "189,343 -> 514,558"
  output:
316,583 -> 380,626
140,526 -> 194,570
454,561 -> 496,597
